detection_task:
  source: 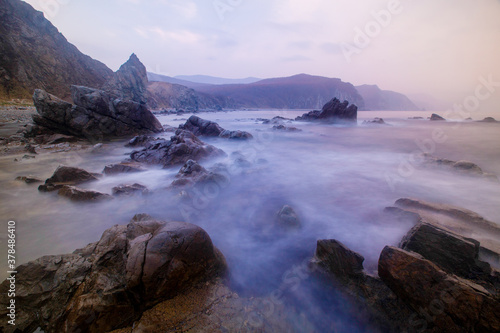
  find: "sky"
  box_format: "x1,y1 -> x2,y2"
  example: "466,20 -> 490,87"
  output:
23,0 -> 500,109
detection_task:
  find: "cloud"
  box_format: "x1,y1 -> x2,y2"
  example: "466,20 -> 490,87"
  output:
320,43 -> 343,54
134,26 -> 201,43
280,55 -> 313,62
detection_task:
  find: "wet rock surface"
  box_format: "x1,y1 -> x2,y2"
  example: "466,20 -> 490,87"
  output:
112,183 -> 149,196
130,129 -> 226,168
179,115 -> 253,140
58,185 -> 113,202
0,214 -> 226,333
170,159 -> 227,188
103,162 -> 146,175
311,198 -> 500,333
296,98 -> 358,123
379,246 -> 500,333
422,154 -> 498,181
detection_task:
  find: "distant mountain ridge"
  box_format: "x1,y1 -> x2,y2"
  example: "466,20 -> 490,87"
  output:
355,84 -> 420,111
193,74 -> 365,110
174,75 -> 261,85
0,0 -> 113,101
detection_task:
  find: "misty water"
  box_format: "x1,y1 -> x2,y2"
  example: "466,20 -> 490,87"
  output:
1,110 -> 500,331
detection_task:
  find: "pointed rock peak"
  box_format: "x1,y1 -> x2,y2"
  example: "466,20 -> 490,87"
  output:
102,53 -> 148,103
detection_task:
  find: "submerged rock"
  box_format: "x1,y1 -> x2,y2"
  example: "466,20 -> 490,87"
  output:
276,205 -> 301,229
103,162 -> 146,175
58,185 -> 113,202
179,115 -> 253,140
45,166 -> 99,185
15,175 -> 42,184
170,160 -> 227,188
296,98 -> 357,123
430,113 -> 445,121
0,214 -> 226,333
130,130 -> 226,168
422,154 -> 498,181
272,124 -> 302,132
112,183 -> 149,196
362,118 -> 388,125
478,117 -> 497,123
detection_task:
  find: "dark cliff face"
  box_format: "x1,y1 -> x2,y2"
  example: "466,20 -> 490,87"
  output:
0,0 -> 113,101
355,84 -> 420,111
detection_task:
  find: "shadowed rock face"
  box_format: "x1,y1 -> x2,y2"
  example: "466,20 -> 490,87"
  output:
0,214 -> 226,333
400,222 -> 493,283
430,113 -> 445,121
179,115 -> 253,140
296,98 -> 357,123
30,53 -> 163,141
32,86 -> 163,141
130,130 -> 226,168
102,54 -> 148,104
0,0 -> 113,101
378,246 -> 500,333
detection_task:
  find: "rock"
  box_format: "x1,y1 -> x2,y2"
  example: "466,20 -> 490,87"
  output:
25,143 -> 37,154
272,124 -> 302,132
276,205 -> 301,229
170,160 -> 227,188
58,185 -> 113,202
102,54 -> 148,104
310,239 -> 415,332
121,279 -> 296,333
400,222 -> 493,282
378,246 -> 500,333
0,0 -> 113,101
44,134 -> 79,145
44,166 -> 99,186
126,135 -> 158,147
15,175 -> 42,184
103,162 -> 146,175
478,117 -> 497,123
311,239 -> 365,280
296,98 -> 358,123
130,130 -> 226,168
21,154 -> 35,159
0,214 -> 226,333
219,129 -> 253,140
112,183 -> 149,196
422,154 -> 498,181
31,54 -> 163,142
179,116 -> 253,140
262,116 -> 291,125
179,115 -> 224,136
408,116 -> 424,120
430,113 -> 445,121
362,117 -> 388,125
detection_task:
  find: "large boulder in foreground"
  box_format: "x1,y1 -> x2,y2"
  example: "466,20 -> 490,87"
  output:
379,246 -> 500,333
400,222 -> 493,283
0,214 -> 226,333
179,115 -> 253,140
130,130 -> 226,168
32,86 -> 163,141
296,98 -> 357,123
